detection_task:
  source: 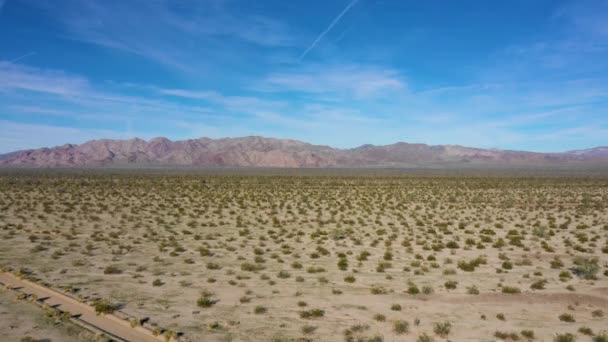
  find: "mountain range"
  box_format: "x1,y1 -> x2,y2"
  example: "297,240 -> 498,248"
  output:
1,136 -> 607,168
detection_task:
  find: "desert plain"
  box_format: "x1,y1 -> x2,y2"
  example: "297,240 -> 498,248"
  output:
0,170 -> 607,342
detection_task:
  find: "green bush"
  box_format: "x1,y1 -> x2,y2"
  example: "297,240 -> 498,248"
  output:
93,299 -> 116,315
571,257 -> 599,279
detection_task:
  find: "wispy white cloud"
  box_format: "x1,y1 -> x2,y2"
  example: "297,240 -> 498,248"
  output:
301,104 -> 380,124
0,120 -> 157,153
0,61 -> 89,95
553,0 -> 608,41
0,61 -> 223,128
19,0 -> 296,71
260,64 -> 405,98
299,0 -> 359,61
159,88 -> 287,112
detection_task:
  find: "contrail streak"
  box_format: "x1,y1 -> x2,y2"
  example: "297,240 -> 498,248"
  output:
10,51 -> 36,63
299,0 -> 359,61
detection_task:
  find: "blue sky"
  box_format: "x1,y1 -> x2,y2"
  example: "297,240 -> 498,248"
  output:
0,0 -> 607,153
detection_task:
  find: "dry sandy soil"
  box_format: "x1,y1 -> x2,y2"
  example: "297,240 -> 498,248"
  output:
0,286 -> 93,342
0,172 -> 607,341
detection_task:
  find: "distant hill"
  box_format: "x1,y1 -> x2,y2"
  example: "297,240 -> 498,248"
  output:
1,136 -> 607,168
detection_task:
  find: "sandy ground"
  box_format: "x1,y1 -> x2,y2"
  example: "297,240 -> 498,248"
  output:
0,174 -> 607,341
0,272 -> 165,342
0,286 -> 93,342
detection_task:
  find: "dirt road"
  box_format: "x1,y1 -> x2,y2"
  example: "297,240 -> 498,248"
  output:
0,272 -> 165,342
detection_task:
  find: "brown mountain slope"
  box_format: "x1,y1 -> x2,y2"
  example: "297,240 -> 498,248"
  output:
0,136 -> 606,167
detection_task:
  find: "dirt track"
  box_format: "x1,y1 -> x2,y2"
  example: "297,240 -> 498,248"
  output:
0,272 -> 165,342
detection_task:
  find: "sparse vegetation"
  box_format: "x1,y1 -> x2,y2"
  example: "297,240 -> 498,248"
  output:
0,173 -> 606,342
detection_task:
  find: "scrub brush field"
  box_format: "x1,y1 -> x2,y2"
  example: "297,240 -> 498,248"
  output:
0,173 -> 607,341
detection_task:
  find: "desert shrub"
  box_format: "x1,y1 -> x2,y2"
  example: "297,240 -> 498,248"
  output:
198,247 -> 213,256
206,262 -> 221,270
152,278 -> 164,287
521,330 -> 535,339
592,334 -> 608,342
21,337 -> 42,342
578,327 -> 593,336
422,285 -> 434,295
494,330 -> 520,340
338,257 -> 348,271
241,262 -> 264,272
373,313 -> 386,322
197,290 -> 218,308
393,320 -> 409,334
391,303 -> 402,311
551,257 -> 564,269
457,256 -> 486,272
571,257 -> 599,279
163,330 -> 177,342
93,299 -> 116,314
446,241 -> 459,249
370,285 -> 388,295
559,270 -> 572,281
502,286 -> 521,294
277,270 -> 291,278
103,265 -> 122,275
407,283 -> 420,295
343,324 -> 380,342
417,333 -> 434,342
344,275 -> 356,283
466,285 -> 480,295
301,325 -> 317,335
553,333 -> 575,342
558,313 -> 575,322
300,309 -> 325,319
254,305 -> 267,314
444,280 -> 458,290
433,321 -> 451,337
443,268 -> 457,275
357,251 -> 371,261
530,279 -> 547,290
307,266 -> 326,273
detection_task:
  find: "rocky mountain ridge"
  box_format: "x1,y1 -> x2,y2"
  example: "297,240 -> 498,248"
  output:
1,136 -> 607,167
